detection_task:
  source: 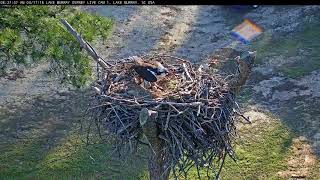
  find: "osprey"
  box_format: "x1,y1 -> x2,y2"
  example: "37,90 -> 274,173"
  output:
131,58 -> 168,83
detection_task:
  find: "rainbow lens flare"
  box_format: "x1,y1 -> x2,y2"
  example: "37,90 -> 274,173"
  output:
231,19 -> 263,44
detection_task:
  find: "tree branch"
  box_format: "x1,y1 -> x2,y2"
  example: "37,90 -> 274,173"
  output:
60,19 -> 112,69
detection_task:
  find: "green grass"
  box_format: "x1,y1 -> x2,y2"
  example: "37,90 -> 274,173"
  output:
251,23 -> 320,78
178,112 -> 294,180
249,31 -> 274,64
238,87 -> 255,103
0,132 -> 148,180
221,121 -> 293,179
0,98 -> 148,179
281,66 -> 315,78
0,108 -> 297,180
37,135 -> 148,180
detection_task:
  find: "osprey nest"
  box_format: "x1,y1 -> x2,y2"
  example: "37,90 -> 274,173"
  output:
86,52 -> 255,179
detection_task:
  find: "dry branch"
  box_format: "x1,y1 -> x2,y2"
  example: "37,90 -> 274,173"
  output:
60,19 -> 112,69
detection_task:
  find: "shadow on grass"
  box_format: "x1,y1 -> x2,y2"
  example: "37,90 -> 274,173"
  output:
170,6 -> 319,178
247,22 -> 320,156
0,90 -> 148,179
1,5 -> 319,179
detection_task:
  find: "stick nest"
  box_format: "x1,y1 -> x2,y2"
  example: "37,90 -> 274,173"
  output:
88,54 -> 241,178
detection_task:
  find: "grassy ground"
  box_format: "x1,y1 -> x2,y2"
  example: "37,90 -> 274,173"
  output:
1,7 -> 319,180
0,89 -> 148,179
0,133 -> 148,179
1,102 -> 319,180
1,88 -> 319,180
184,110 -> 294,180
251,22 -> 320,78
221,115 -> 292,179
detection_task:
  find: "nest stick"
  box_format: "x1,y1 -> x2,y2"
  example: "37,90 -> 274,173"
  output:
86,53 -> 246,179
183,63 -> 193,82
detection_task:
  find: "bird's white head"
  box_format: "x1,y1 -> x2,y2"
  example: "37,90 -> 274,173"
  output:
155,61 -> 168,74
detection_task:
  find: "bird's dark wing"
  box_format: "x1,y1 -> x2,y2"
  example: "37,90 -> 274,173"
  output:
133,66 -> 158,82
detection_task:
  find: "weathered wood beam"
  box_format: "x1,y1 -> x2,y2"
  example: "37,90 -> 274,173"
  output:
139,108 -> 170,180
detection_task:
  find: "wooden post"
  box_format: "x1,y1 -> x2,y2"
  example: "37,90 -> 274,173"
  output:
139,108 -> 170,180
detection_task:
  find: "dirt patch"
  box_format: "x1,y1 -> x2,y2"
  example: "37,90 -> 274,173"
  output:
278,136 -> 318,179
1,5 -> 320,178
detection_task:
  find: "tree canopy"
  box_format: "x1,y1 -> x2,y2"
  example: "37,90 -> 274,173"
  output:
0,6 -> 113,87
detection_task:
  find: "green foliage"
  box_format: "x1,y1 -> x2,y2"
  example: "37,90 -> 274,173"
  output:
0,6 -> 113,87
